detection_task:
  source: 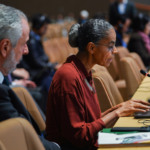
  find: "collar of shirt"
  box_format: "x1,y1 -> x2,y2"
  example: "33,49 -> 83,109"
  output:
66,55 -> 92,84
30,30 -> 41,41
123,0 -> 128,4
118,0 -> 128,14
0,71 -> 4,84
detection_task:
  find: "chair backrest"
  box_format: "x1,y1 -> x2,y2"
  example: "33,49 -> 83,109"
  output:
92,65 -> 124,112
129,52 -> 146,71
0,141 -> 6,150
115,46 -> 130,79
0,118 -> 44,150
121,57 -> 144,98
115,46 -> 146,78
12,86 -> 46,132
107,55 -> 119,81
43,37 -> 78,64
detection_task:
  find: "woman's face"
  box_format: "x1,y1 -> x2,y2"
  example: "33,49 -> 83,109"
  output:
93,28 -> 117,67
144,21 -> 150,35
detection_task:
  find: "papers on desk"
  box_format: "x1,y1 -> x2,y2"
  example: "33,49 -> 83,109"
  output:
98,132 -> 150,147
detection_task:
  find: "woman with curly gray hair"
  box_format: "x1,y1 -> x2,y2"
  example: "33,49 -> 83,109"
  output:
46,19 -> 150,150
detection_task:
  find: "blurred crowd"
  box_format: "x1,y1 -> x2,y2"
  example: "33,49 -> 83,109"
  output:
5,0 -> 150,114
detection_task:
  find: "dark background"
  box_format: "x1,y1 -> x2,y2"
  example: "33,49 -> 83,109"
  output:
1,0 -> 150,19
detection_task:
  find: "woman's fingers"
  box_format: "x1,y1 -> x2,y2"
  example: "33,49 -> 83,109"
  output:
133,103 -> 150,109
132,99 -> 150,105
126,100 -> 150,110
116,100 -> 150,117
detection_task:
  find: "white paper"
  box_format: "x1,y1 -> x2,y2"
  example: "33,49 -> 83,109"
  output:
98,132 -> 150,145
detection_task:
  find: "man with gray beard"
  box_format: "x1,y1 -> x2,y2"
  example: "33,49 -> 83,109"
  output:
0,4 -> 60,150
2,48 -> 18,75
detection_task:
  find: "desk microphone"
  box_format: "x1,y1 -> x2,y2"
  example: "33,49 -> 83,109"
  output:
140,69 -> 150,77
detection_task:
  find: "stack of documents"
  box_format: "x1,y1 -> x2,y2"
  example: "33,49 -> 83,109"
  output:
98,132 -> 150,147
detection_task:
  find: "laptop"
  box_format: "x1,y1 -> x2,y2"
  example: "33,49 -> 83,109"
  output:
134,111 -> 150,119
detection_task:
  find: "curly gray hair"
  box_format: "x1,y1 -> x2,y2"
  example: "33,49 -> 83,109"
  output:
68,19 -> 114,51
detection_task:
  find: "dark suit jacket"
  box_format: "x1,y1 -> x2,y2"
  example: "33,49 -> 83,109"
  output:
0,84 -> 60,150
0,84 -> 41,134
109,1 -> 137,25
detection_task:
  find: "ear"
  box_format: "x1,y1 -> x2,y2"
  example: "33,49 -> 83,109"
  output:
86,42 -> 96,54
0,39 -> 12,58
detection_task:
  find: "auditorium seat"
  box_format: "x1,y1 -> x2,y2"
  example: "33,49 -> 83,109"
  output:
43,38 -> 62,63
92,65 -> 124,112
115,46 -> 146,78
107,55 -> 119,81
113,46 -> 146,99
115,46 -> 130,79
121,57 -> 143,98
43,37 -> 78,64
0,141 -> 6,150
107,50 -> 127,100
130,52 -> 146,71
12,86 -> 46,132
0,118 -> 44,150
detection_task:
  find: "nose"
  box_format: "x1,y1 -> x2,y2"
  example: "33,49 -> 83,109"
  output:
112,46 -> 118,54
23,44 -> 29,55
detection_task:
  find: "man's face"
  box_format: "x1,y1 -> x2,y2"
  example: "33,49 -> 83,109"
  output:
3,18 -> 29,75
3,48 -> 17,74
13,18 -> 29,64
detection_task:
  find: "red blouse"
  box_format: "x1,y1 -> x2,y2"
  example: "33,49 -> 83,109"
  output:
46,55 -> 105,150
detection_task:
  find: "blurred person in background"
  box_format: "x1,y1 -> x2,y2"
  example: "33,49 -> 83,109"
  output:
18,13 -> 59,113
18,13 -> 59,92
57,13 -> 64,24
78,10 -> 89,24
64,12 -> 76,23
109,0 -> 137,27
113,14 -> 131,47
128,13 -> 150,67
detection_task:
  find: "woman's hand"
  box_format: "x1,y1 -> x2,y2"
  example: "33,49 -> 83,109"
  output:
101,99 -> 150,127
115,99 -> 150,117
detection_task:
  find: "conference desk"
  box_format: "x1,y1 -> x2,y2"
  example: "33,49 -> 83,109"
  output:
98,74 -> 150,150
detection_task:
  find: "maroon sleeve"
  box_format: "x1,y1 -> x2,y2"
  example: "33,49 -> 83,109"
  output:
59,92 -> 105,148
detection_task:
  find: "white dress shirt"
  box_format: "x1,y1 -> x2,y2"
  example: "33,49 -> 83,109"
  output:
0,71 -> 4,84
118,0 -> 128,15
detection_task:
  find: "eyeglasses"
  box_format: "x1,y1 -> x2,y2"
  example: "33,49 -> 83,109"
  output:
95,43 -> 116,52
138,119 -> 150,127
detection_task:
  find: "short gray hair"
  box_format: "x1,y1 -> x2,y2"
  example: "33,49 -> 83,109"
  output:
0,4 -> 27,48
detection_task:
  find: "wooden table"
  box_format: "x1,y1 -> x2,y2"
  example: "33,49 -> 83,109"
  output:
98,75 -> 150,150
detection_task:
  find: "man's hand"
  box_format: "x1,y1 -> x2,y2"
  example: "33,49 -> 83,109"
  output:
12,68 -> 30,79
12,79 -> 37,88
